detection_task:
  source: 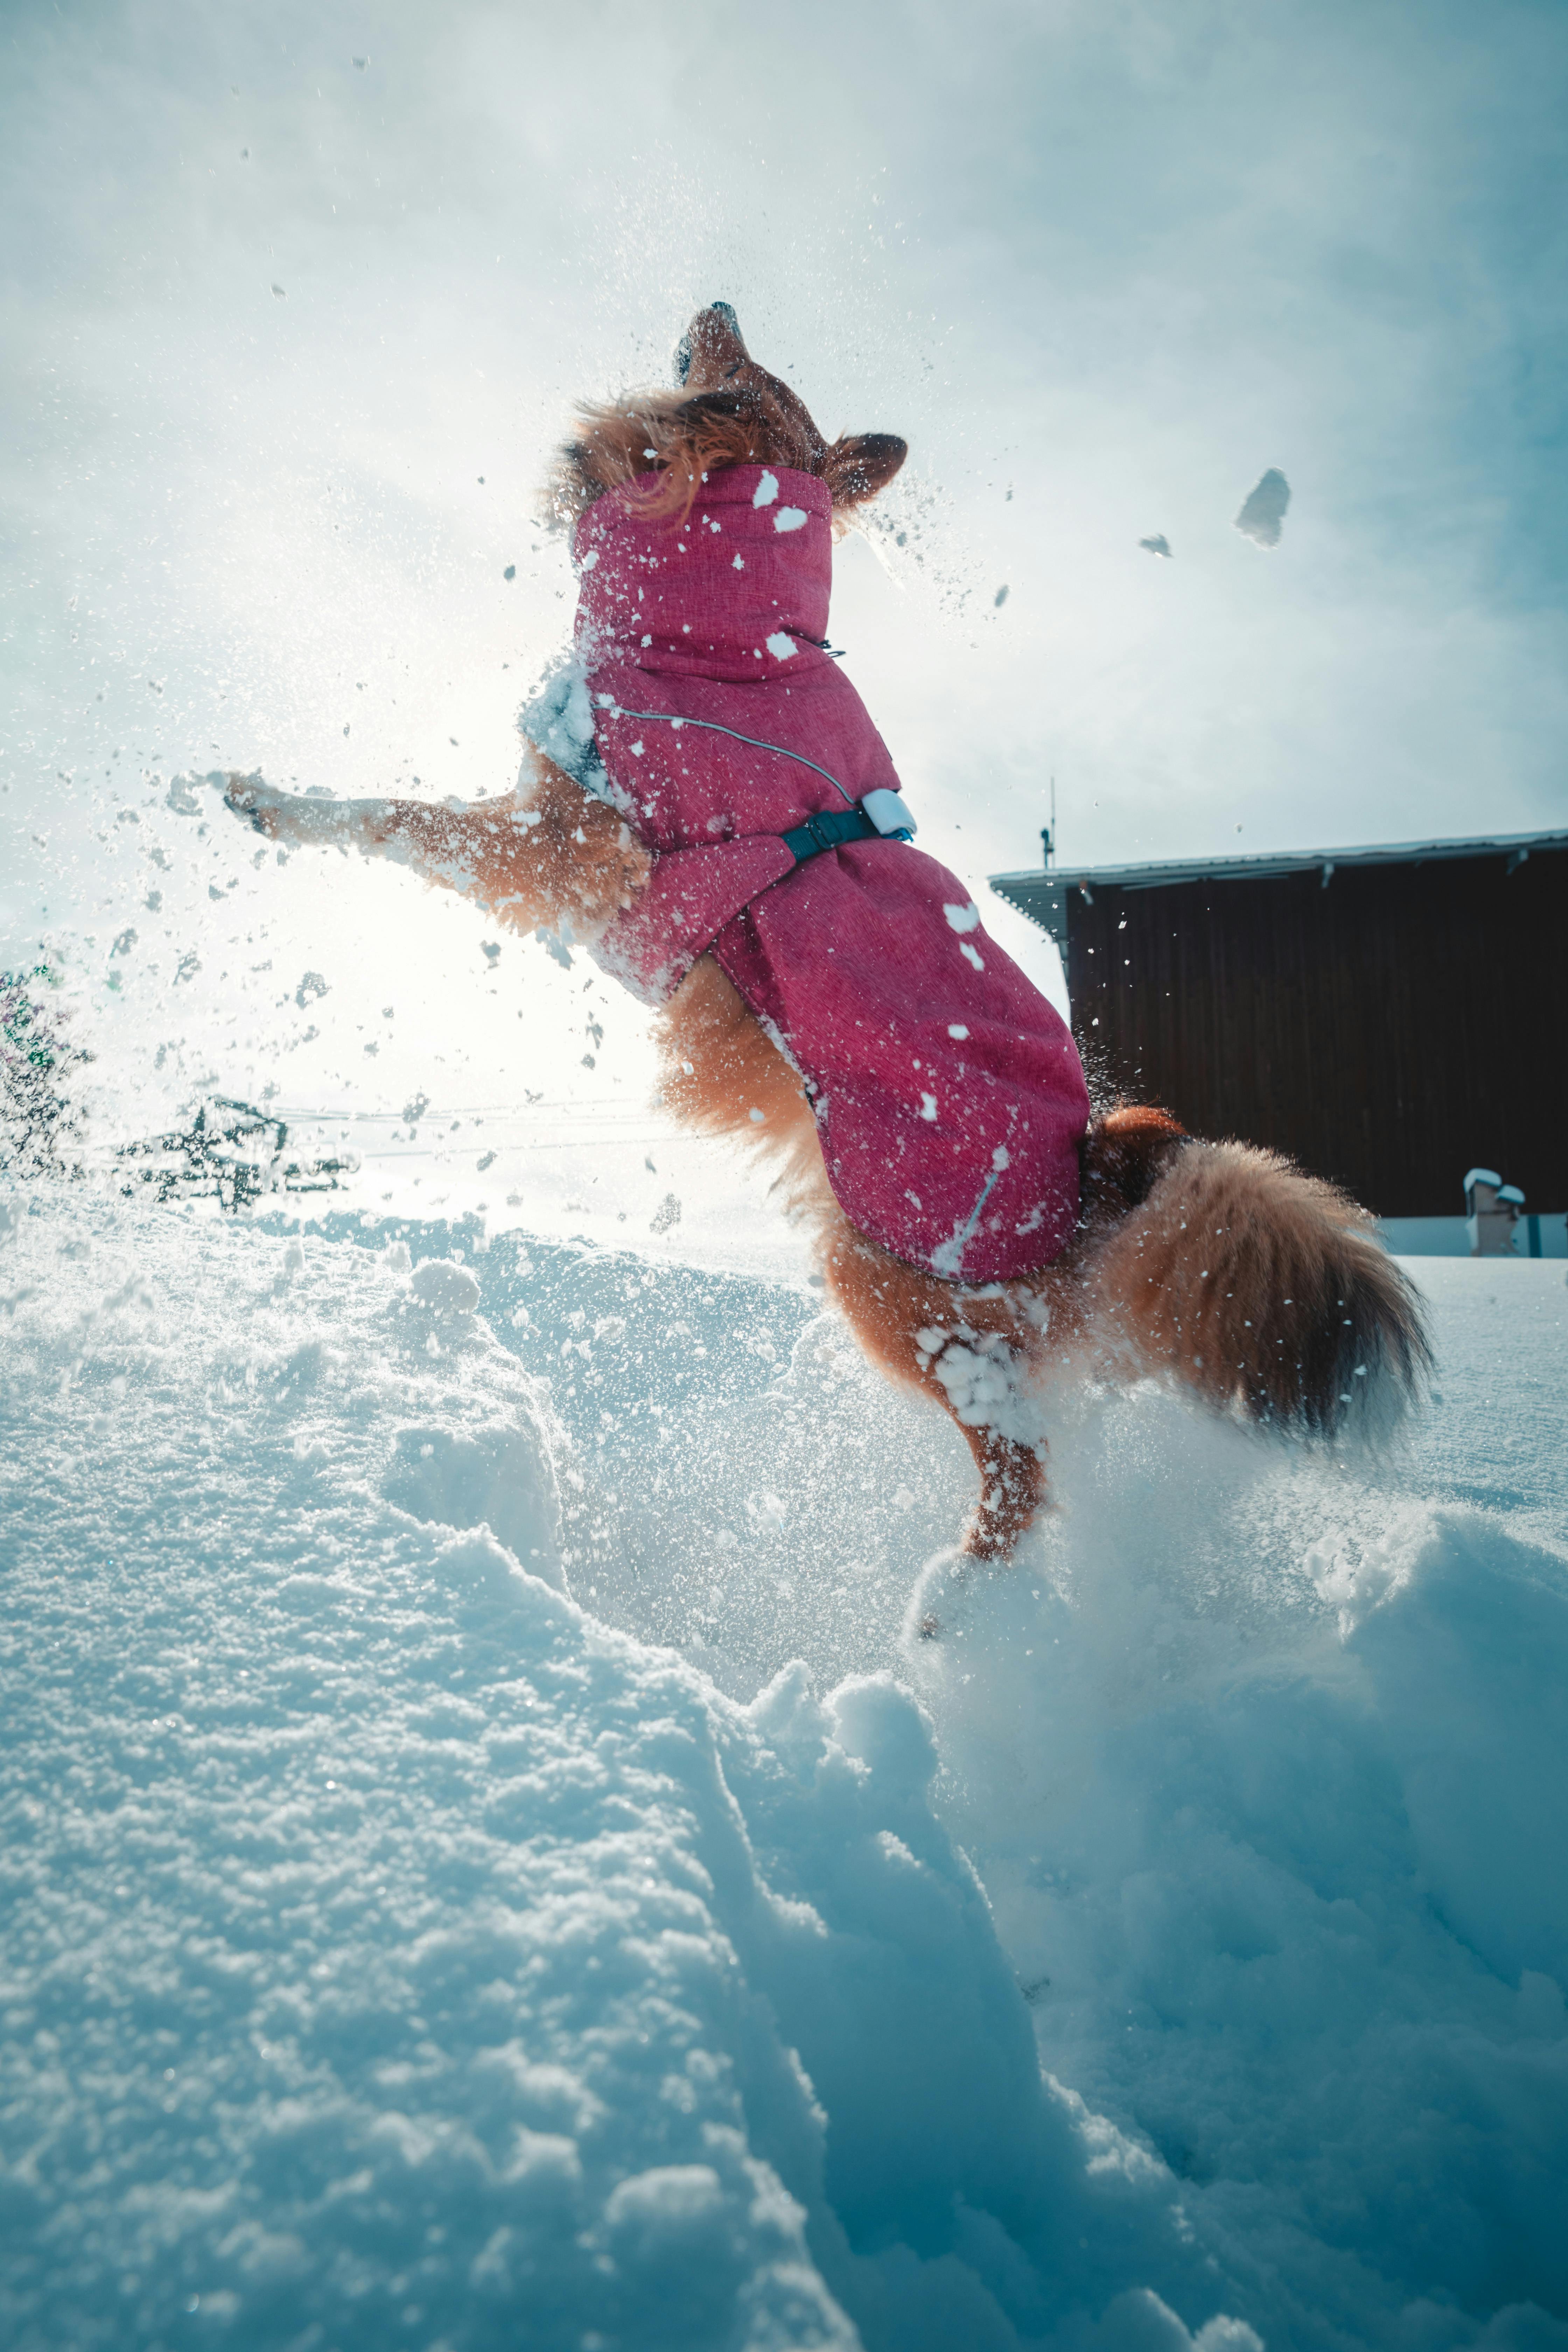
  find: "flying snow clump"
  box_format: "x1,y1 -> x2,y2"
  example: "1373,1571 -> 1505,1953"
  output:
1234,469 -> 1290,548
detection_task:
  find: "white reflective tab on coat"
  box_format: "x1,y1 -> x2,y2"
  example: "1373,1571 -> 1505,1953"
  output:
861,788 -> 917,838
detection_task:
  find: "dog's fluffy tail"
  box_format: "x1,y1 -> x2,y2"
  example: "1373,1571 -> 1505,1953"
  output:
1091,1135 -> 1432,1447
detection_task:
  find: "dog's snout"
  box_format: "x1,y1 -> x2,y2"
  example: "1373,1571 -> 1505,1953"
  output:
675,301 -> 745,386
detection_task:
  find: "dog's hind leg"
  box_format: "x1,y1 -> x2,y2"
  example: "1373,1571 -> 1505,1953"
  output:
955,1424 -> 1047,1561
655,960 -> 1073,1562
818,1220 -> 1053,1561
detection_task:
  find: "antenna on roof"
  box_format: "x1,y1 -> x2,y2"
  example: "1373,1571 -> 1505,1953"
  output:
1041,775 -> 1056,869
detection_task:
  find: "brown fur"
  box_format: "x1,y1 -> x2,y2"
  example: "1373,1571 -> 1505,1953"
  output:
230,745 -> 650,940
1088,1136 -> 1430,1444
226,304 -> 1431,1566
548,304 -> 907,529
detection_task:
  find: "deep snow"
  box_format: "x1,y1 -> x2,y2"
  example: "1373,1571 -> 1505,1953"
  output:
1,1189 -> 1565,2352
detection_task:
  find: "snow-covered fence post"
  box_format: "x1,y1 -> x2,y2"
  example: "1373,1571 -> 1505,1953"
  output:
1464,1166 -> 1525,1256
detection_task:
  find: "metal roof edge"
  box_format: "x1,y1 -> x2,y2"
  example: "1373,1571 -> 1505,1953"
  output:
988,828 -> 1568,899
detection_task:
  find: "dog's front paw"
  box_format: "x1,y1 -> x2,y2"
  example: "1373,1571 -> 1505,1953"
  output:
220,770 -> 293,838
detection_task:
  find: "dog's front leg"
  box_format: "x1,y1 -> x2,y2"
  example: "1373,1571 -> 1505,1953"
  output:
223,770 -> 408,852
224,770 -> 511,865
224,769 -> 520,912
223,764 -> 650,941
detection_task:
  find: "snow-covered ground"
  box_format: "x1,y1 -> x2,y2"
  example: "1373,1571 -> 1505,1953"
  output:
2,1188 -> 1565,2352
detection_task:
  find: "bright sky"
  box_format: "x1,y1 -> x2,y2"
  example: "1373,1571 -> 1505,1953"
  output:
3,0 -> 1566,1223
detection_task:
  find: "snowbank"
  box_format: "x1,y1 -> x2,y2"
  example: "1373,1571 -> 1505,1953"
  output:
0,1193 -> 1248,2352
904,1364 -> 1568,2349
1,1195 -> 1564,2350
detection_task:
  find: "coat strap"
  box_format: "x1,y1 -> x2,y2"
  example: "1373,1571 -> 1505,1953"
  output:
780,806 -> 882,864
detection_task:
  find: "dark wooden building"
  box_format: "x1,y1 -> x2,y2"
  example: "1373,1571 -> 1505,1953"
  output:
990,831 -> 1568,1219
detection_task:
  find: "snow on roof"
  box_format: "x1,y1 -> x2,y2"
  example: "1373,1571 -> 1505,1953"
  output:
990,826 -> 1568,908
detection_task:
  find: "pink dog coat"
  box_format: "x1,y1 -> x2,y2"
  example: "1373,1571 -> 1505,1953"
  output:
560,461 -> 1090,1282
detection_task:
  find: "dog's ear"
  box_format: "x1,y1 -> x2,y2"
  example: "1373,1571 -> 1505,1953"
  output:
822,432 -> 908,508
